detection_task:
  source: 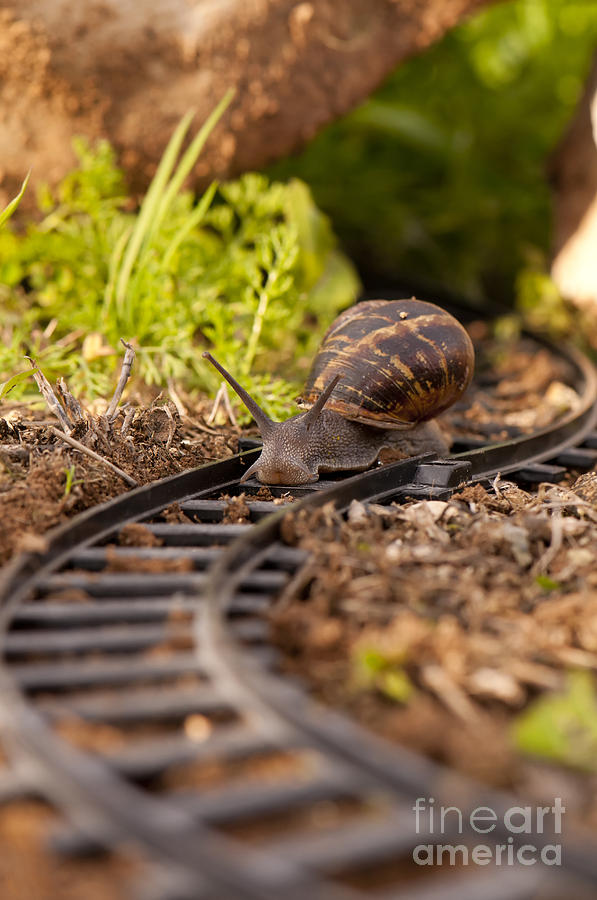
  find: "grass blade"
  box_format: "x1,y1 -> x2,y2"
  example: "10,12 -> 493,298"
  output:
147,89 -> 234,249
162,181 -> 218,269
0,171 -> 31,228
103,223 -> 134,323
0,368 -> 37,399
114,111 -> 195,310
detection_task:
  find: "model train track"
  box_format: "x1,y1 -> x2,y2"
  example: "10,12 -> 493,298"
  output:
1,336 -> 597,899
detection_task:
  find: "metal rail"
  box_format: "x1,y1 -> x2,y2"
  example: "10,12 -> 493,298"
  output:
0,335 -> 596,899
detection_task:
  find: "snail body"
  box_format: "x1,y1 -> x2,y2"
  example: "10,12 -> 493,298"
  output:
203,298 -> 474,485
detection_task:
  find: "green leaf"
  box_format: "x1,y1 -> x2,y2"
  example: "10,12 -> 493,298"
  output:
513,670 -> 597,772
351,101 -> 448,153
535,574 -> 561,592
114,111 -> 195,312
357,647 -> 390,676
0,171 -> 30,228
147,89 -> 234,249
162,180 -> 218,269
380,668 -> 414,703
269,0 -> 597,302
113,90 -> 234,316
0,368 -> 37,399
285,178 -> 334,287
102,222 -> 134,322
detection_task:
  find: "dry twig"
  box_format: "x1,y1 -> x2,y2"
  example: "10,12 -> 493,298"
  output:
50,426 -> 138,487
120,408 -> 136,438
164,405 -> 176,451
276,561 -> 317,611
167,379 -> 188,418
186,418 -> 221,437
532,508 -> 563,575
207,382 -> 238,428
26,357 -> 71,433
0,445 -> 29,461
56,377 -> 84,423
106,339 -> 135,422
420,664 -> 482,722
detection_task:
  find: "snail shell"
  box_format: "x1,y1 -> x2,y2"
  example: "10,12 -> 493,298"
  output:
300,298 -> 475,429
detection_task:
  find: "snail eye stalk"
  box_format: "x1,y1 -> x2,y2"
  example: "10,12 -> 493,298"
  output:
303,375 -> 341,432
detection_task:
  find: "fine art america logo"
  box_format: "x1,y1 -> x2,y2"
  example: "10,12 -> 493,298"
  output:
412,797 -> 565,866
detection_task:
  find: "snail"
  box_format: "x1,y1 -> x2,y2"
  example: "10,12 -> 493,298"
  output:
203,298 -> 474,485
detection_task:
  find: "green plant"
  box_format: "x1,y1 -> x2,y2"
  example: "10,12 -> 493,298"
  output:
513,670 -> 597,771
515,266 -> 577,338
0,171 -> 30,228
0,104 -> 359,419
0,175 -> 39,400
534,574 -> 561,592
62,464 -> 83,498
0,369 -> 37,401
270,0 -> 597,304
354,646 -> 414,704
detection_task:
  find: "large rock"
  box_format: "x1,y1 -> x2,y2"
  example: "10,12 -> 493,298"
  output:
0,0 -> 491,205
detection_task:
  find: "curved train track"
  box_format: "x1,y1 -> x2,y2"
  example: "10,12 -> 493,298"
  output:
1,333 -> 597,899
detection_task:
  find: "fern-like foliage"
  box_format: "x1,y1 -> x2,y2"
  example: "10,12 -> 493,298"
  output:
0,104 -> 359,420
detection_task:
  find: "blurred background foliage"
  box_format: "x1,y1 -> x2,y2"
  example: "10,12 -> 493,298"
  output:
270,0 -> 597,307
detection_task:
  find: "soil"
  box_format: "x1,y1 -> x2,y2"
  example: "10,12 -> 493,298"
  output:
440,322 -> 580,438
0,394 -> 245,566
273,474 -> 597,822
0,741 -> 138,900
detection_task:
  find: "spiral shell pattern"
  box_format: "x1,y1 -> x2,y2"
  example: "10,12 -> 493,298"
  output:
301,298 -> 475,428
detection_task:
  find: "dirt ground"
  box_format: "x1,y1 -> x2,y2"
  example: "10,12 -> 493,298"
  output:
0,393 -> 243,566
0,330 -> 596,892
273,475 -> 597,825
0,795 -> 137,900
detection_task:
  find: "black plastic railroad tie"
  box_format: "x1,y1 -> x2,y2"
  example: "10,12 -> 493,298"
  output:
0,769 -> 39,805
510,462 -> 568,484
48,820 -> 113,859
392,485 -> 457,502
414,459 -> 473,488
553,446 -> 597,469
